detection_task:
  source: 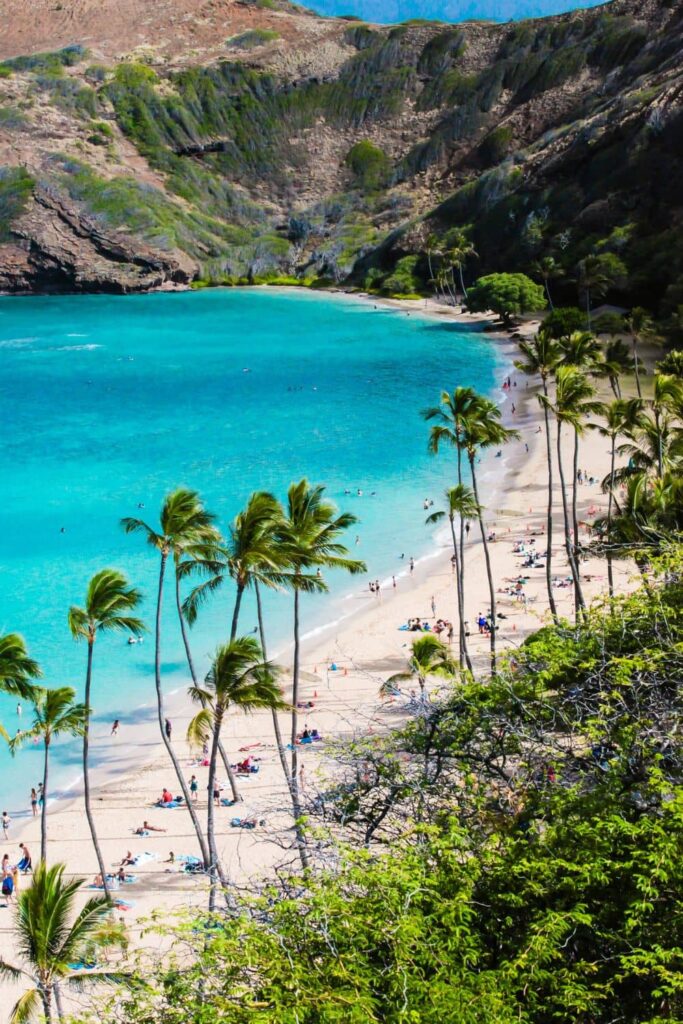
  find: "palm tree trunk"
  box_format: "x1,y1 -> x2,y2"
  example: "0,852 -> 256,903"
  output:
556,423 -> 585,617
633,340 -> 642,399
469,454 -> 497,675
83,640 -> 109,900
154,552 -> 211,868
255,584 -> 297,803
177,573 -> 241,804
545,279 -> 554,312
585,286 -> 591,330
286,585 -> 312,871
607,437 -> 616,598
448,516 -> 472,672
458,263 -> 468,301
571,428 -> 581,567
457,445 -> 467,659
541,380 -> 559,621
41,739 -> 49,862
206,703 -> 228,910
42,987 -> 55,1024
654,409 -> 664,479
230,583 -> 244,642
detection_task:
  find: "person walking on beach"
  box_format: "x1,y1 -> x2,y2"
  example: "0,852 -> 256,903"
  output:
2,810 -> 10,839
111,719 -> 120,736
430,595 -> 436,619
18,843 -> 31,873
189,774 -> 199,802
37,783 -> 44,807
30,788 -> 37,817
165,718 -> 172,741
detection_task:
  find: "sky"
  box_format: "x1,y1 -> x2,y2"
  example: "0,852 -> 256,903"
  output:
303,0 -> 608,22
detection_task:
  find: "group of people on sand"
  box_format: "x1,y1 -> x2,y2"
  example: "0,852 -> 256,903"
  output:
1,843 -> 32,904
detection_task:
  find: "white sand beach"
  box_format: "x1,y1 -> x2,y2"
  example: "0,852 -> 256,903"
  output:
0,302 -> 642,1019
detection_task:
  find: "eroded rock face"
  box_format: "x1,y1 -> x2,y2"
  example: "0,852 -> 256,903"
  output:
0,187 -> 196,293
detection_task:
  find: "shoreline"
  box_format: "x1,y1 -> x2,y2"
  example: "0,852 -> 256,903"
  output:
2,289 -> 516,833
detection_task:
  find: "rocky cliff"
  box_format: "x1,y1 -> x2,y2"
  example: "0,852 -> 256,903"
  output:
0,0 -> 680,310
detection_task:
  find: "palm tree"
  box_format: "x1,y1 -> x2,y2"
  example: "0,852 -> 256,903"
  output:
276,480 -> 365,865
602,338 -> 635,399
10,687 -> 87,862
183,492 -> 301,810
576,255 -> 622,329
68,570 -> 145,901
650,373 -> 683,478
188,636 -> 285,903
0,862 -> 124,1023
423,387 -> 481,639
595,399 -> 645,596
542,367 -> 601,615
532,255 -> 564,311
121,488 -> 216,869
461,396 -> 519,673
426,485 -> 479,671
624,307 -> 656,399
445,230 -> 478,300
515,333 -> 561,619
381,634 -> 457,702
557,332 -> 606,557
0,633 -> 42,700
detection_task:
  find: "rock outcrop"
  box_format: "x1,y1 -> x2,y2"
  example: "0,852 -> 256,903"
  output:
0,187 -> 196,293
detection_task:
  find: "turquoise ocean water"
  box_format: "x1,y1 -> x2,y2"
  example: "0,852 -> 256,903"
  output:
0,288 -> 505,810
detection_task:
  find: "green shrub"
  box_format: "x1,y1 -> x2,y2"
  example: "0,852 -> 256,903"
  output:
226,29 -> 279,49
480,125 -> 513,164
345,140 -> 391,191
0,165 -> 34,241
0,44 -> 87,76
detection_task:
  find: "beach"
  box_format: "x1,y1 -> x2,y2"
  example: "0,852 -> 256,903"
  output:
0,296 -> 639,1019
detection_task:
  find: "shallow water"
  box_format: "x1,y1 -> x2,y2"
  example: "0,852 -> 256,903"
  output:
0,287 -> 505,806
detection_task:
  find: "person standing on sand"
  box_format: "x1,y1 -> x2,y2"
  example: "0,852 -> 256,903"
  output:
189,774 -> 199,802
30,788 -> 37,817
410,557 -> 415,574
37,783 -> 44,807
2,810 -> 10,839
18,843 -> 31,872
431,595 -> 436,618
165,718 -> 172,740
111,719 -> 120,736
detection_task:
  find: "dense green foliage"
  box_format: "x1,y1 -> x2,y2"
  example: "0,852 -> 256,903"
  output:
467,272 -> 546,323
96,554 -> 683,1024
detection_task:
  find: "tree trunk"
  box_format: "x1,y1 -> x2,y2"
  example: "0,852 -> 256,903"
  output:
654,409 -> 664,479
290,588 -> 301,806
457,445 -> 467,663
545,279 -> 554,312
541,379 -> 559,621
607,437 -> 616,598
556,422 -> 585,618
41,739 -> 49,863
54,983 -> 65,1021
256,583 -> 296,803
458,263 -> 468,301
42,987 -> 55,1024
230,583 -> 245,642
154,552 -> 211,869
585,286 -> 591,330
83,640 -> 109,900
206,702 -> 227,910
633,340 -> 642,399
469,454 -> 497,675
571,427 -> 581,568
448,515 -> 472,673
176,571 -> 240,803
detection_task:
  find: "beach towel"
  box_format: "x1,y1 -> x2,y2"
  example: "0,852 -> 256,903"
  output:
220,798 -> 238,807
133,851 -> 159,866
114,898 -> 135,911
157,800 -> 182,809
178,854 -> 201,865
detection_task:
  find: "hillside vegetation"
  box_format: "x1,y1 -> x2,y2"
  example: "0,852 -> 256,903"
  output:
0,0 -> 680,314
